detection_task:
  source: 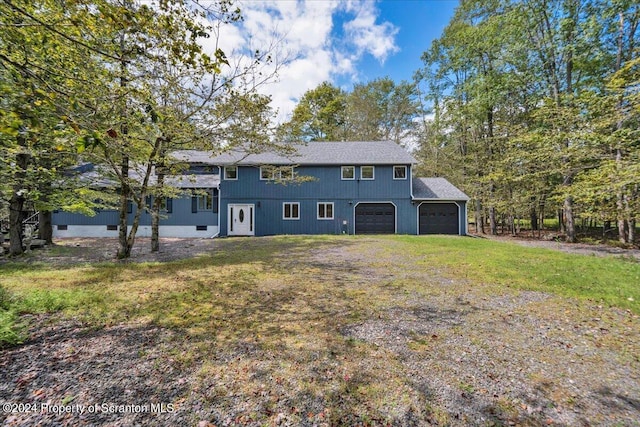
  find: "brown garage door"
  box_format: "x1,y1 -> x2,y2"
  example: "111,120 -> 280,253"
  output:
419,203 -> 459,234
355,203 -> 395,234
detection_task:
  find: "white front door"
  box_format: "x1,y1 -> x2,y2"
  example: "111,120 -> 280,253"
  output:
228,204 -> 255,236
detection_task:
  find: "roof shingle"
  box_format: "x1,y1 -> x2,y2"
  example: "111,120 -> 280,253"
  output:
413,178 -> 469,201
171,141 -> 417,166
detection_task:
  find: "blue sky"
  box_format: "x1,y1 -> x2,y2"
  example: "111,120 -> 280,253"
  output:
211,0 -> 458,121
336,1 -> 458,87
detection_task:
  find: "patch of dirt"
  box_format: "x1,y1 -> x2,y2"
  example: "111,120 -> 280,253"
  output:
0,316 -> 194,426
1,238 -> 222,265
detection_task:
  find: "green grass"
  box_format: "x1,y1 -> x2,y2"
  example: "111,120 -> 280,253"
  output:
394,235 -> 639,310
1,235 -> 638,348
1,235 -> 639,424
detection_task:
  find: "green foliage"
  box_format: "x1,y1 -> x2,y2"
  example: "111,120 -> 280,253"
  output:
280,78 -> 420,144
415,0 -> 640,241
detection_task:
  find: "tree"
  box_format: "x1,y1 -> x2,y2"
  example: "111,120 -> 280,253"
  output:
414,0 -> 639,243
279,82 -> 347,141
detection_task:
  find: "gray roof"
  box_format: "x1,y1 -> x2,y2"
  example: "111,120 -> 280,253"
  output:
413,178 -> 469,201
171,141 -> 417,166
74,164 -> 219,189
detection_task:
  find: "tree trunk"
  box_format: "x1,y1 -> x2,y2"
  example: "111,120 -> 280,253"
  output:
151,147 -> 166,252
489,206 -> 497,235
558,209 -> 565,233
564,195 -> 576,243
38,211 -> 53,244
9,150 -> 29,256
475,199 -> 482,234
530,198 -> 538,231
9,192 -> 25,256
117,155 -> 131,259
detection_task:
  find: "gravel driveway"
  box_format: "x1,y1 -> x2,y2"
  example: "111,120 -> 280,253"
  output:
1,236 -> 639,426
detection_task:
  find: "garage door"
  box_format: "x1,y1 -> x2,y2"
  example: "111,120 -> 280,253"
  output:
419,203 -> 459,235
355,203 -> 395,234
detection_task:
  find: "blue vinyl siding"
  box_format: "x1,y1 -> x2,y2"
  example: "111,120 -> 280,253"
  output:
52,193 -> 218,227
220,165 -> 412,200
219,165 -> 416,236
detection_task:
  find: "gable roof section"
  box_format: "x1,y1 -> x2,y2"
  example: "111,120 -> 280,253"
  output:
171,141 -> 417,166
413,178 -> 469,201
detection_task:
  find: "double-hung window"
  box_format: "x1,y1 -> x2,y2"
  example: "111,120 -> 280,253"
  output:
317,202 -> 334,220
283,202 -> 300,220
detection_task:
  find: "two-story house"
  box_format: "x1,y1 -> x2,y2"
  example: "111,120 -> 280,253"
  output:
52,141 -> 469,238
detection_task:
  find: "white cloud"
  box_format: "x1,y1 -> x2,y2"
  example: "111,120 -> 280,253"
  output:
201,0 -> 399,123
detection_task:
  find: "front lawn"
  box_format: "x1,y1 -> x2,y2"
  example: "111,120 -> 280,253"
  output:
1,235 -> 638,426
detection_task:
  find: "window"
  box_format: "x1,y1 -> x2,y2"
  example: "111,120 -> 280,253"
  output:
393,166 -> 407,180
159,197 -> 173,213
224,166 -> 237,180
341,166 -> 355,180
280,167 -> 294,180
198,193 -> 212,211
261,166 -> 294,181
283,202 -> 300,220
260,166 -> 273,180
192,189 -> 217,213
361,166 -> 375,180
107,225 -> 118,231
317,202 -> 334,220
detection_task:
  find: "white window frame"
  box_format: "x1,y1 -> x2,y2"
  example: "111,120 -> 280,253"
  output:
224,166 -> 238,180
360,165 -> 375,180
317,202 -> 334,220
279,166 -> 294,181
282,202 -> 300,220
393,165 -> 407,180
260,166 -> 294,181
341,166 -> 355,180
260,166 -> 274,180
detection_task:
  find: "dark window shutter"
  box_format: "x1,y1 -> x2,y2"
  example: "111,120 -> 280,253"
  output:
145,196 -> 152,208
166,198 -> 173,213
192,196 -> 198,213
212,189 -> 219,213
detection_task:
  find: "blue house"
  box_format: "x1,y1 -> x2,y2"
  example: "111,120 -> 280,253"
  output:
52,141 -> 469,238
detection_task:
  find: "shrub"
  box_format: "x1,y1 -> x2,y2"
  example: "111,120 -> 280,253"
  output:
0,285 -> 25,347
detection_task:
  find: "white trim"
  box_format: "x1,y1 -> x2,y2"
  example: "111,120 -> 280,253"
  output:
360,165 -> 375,180
352,201 -> 397,235
317,202 -> 334,220
393,165 -> 407,180
259,166 -> 272,180
52,225 -> 219,238
224,166 -> 238,180
282,202 -> 300,220
341,166 -> 355,180
416,201 -> 464,236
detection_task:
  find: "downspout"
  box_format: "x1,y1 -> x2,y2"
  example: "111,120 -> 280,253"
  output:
210,177 -> 222,238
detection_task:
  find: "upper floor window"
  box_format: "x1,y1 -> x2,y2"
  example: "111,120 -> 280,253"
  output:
393,166 -> 407,180
224,166 -> 237,180
341,166 -> 355,180
360,166 -> 375,180
260,166 -> 294,181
